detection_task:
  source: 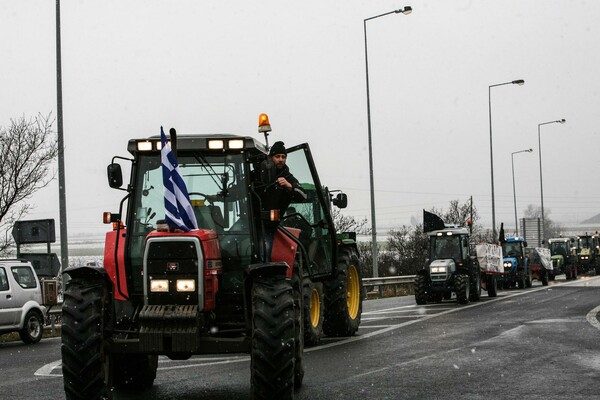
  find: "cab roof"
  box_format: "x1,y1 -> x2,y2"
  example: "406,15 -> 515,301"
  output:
427,227 -> 469,237
127,134 -> 268,156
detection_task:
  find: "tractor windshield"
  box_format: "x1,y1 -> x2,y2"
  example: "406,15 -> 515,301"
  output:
126,152 -> 252,293
430,235 -> 461,261
578,237 -> 592,249
550,241 -> 569,257
502,242 -> 522,258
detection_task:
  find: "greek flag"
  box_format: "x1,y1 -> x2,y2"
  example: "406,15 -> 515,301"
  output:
161,127 -> 198,231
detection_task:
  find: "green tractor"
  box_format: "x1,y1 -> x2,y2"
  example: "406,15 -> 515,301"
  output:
575,233 -> 600,275
548,237 -> 577,280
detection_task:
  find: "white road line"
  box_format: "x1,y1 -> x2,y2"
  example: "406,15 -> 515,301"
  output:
34,359 -> 62,377
586,305 -> 600,331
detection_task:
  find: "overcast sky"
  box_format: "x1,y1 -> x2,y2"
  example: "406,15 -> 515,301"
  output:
1,0 -> 599,240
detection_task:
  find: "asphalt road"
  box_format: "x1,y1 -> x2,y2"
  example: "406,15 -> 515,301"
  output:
1,275 -> 599,399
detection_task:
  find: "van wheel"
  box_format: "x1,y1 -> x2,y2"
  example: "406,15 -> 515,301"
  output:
19,310 -> 44,344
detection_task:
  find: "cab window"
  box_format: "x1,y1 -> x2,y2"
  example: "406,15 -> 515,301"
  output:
0,268 -> 8,291
11,267 -> 37,289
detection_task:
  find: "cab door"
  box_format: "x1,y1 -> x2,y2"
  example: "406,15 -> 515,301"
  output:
0,266 -> 18,328
282,144 -> 336,278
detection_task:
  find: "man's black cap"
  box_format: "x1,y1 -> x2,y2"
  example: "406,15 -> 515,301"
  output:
269,141 -> 287,156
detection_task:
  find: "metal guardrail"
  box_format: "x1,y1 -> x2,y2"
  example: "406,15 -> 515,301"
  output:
362,275 -> 416,298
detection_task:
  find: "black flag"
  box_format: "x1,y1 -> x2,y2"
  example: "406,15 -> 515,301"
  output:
498,222 -> 506,244
423,210 -> 445,233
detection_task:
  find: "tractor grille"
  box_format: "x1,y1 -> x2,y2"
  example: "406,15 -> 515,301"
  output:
143,236 -> 204,307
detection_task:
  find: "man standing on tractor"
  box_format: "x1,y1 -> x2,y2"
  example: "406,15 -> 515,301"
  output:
259,141 -> 307,260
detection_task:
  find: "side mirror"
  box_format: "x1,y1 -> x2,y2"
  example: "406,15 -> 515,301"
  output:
333,193 -> 348,209
523,241 -> 528,248
107,163 -> 123,188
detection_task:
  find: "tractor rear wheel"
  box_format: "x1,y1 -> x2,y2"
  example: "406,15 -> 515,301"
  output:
303,278 -> 324,346
111,354 -> 158,389
61,277 -> 110,400
251,276 -> 295,400
414,274 -> 428,305
323,248 -> 362,337
455,274 -> 470,305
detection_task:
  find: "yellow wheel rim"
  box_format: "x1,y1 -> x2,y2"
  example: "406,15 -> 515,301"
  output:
310,288 -> 321,328
346,264 -> 360,319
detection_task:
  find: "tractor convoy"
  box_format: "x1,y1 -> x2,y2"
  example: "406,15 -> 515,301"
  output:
60,116 -> 363,399
412,213 -> 598,306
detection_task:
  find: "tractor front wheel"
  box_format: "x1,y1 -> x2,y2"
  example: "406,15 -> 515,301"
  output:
61,278 -> 110,400
303,279 -> 324,346
414,274 -> 429,305
251,276 -> 295,400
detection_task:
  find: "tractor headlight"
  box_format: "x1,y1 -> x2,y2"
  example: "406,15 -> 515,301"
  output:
176,279 -> 196,292
431,266 -> 447,273
150,279 -> 169,292
503,262 -> 512,268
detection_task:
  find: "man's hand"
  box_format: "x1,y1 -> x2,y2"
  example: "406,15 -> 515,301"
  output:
276,177 -> 293,191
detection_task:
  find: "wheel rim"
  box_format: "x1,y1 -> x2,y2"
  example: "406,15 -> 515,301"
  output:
310,288 -> 321,328
28,316 -> 41,338
346,264 -> 360,319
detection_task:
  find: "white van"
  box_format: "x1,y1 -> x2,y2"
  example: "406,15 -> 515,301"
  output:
0,259 -> 47,344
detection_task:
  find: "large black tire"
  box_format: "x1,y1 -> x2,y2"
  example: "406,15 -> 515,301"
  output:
517,275 -> 526,289
302,278 -> 324,346
61,278 -> 110,400
19,310 -> 44,344
525,270 -> 533,288
292,273 -> 305,389
323,249 -> 362,337
414,274 -> 428,305
251,276 -> 295,400
455,274 -> 470,305
487,275 -> 498,298
469,272 -> 481,302
541,270 -> 549,286
111,354 -> 158,389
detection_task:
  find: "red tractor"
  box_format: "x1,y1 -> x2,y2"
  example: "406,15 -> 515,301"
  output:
61,115 -> 363,399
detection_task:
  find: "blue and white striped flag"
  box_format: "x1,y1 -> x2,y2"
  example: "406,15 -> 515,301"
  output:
161,127 -> 198,232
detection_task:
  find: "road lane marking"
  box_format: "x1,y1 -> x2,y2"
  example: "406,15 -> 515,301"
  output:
34,359 -> 62,377
586,305 -> 600,331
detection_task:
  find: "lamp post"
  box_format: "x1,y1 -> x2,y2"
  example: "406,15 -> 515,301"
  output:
56,0 -> 69,270
488,79 -> 524,240
538,118 -> 566,241
364,6 -> 412,278
511,148 -> 533,236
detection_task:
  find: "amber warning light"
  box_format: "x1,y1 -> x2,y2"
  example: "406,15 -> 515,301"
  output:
258,113 -> 271,133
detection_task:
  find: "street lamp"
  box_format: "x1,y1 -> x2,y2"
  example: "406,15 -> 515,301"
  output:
364,6 -> 412,278
56,0 -> 69,270
538,118 -> 566,241
511,148 -> 533,236
488,79 -> 524,241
